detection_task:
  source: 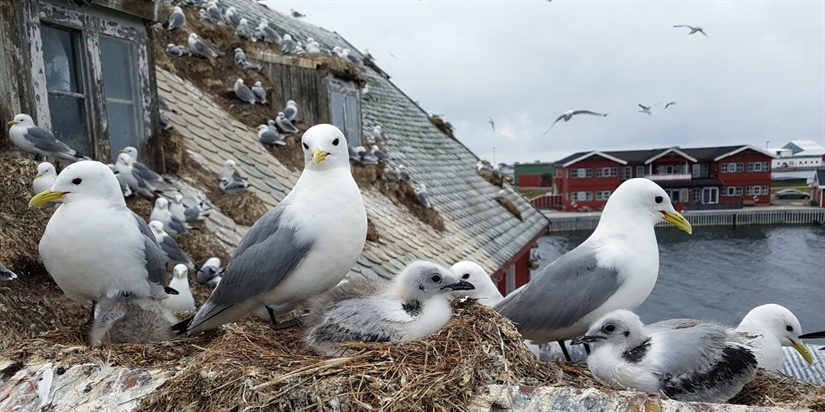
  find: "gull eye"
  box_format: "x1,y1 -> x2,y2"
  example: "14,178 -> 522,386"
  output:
654,196 -> 663,204
303,142 -> 309,150
462,273 -> 470,280
602,324 -> 616,333
786,325 -> 793,332
72,178 -> 82,185
431,274 -> 442,283
332,138 -> 339,146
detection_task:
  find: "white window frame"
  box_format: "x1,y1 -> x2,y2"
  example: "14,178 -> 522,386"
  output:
328,78 -> 361,148
575,191 -> 593,201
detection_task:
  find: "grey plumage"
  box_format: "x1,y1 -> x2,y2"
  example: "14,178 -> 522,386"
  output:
303,261 -> 474,355
224,6 -> 240,27
235,19 -> 254,40
282,100 -> 299,122
354,146 -> 378,165
120,146 -> 163,183
149,221 -> 196,270
252,81 -> 267,104
7,114 -> 90,161
384,167 -> 400,182
281,34 -> 296,54
275,112 -> 299,134
573,310 -> 758,403
0,262 -> 18,281
114,153 -> 157,197
107,164 -> 132,197
150,197 -> 190,236
255,19 -> 281,44
300,277 -> 385,328
258,125 -> 285,146
166,43 -> 191,57
197,257 -> 223,285
167,6 -> 186,30
369,145 -> 389,163
544,109 -> 608,134
240,60 -> 262,71
397,165 -> 411,181
290,9 -> 306,18
91,296 -> 177,344
206,1 -> 223,23
219,177 -> 248,193
674,24 -> 707,37
415,183 -> 431,208
159,110 -> 172,130
233,79 -> 256,104
187,33 -> 219,58
234,47 -> 246,65
132,213 -> 168,291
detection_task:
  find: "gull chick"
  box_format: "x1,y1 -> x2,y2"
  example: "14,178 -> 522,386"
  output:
91,296 -> 177,344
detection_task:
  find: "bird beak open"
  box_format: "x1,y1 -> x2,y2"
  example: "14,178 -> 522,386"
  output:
571,335 -> 604,345
661,210 -> 693,234
29,189 -> 65,207
312,147 -> 329,165
791,339 -> 814,365
7,120 -> 16,126
441,280 -> 475,291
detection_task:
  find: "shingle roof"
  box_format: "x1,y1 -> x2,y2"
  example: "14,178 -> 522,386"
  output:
813,169 -> 825,188
155,1 -> 548,280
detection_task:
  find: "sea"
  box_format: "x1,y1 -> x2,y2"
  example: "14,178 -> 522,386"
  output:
535,225 -> 825,341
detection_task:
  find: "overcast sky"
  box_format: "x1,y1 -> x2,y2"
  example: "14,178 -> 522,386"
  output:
263,1 -> 825,165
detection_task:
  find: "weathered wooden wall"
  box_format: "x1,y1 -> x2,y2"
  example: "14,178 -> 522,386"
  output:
256,53 -> 331,127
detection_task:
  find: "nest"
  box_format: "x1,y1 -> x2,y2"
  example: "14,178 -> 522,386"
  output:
477,170 -> 503,188
495,198 -> 523,221
428,116 -> 455,139
378,179 -> 445,232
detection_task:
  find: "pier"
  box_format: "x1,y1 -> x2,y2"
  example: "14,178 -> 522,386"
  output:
543,206 -> 825,232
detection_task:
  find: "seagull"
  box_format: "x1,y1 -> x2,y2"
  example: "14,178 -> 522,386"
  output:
488,117 -> 495,132
638,104 -> 654,116
219,159 -> 244,182
255,19 -> 281,44
674,25 -> 707,37
107,163 -> 132,197
369,145 -> 389,163
167,6 -> 186,30
258,124 -> 286,146
219,176 -> 248,194
174,124 -> 368,334
494,178 -> 693,361
196,257 -> 223,286
281,34 -> 296,54
33,162 -> 57,194
291,9 -> 306,18
543,110 -> 608,134
306,40 -> 321,55
30,161 -> 171,322
397,164 -> 411,182
233,79 -> 256,105
664,101 -> 676,109
233,47 -> 246,66
224,6 -> 240,27
251,81 -> 267,104
161,265 -> 196,312
150,197 -> 190,236
114,152 -> 158,197
450,261 -> 503,306
372,125 -> 387,142
0,262 -> 18,281
159,110 -> 172,130
735,304 -> 814,370
119,146 -> 163,184
415,183 -> 432,208
235,18 -> 254,41
303,261 -> 474,355
170,193 -> 208,222
352,146 -> 378,165
205,1 -> 223,23
91,296 -> 177,344
341,48 -> 361,65
282,100 -> 299,122
275,112 -> 299,134
187,33 -> 219,58
148,220 -> 196,270
8,114 -> 91,161
572,310 -> 758,403
166,43 -> 191,57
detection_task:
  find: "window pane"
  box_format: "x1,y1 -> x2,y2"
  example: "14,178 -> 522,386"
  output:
48,93 -> 92,155
344,94 -> 359,147
106,102 -> 138,155
41,25 -> 84,94
330,91 -> 344,132
100,36 -> 140,155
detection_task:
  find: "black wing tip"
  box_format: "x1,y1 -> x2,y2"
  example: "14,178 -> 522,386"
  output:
171,316 -> 192,335
165,286 -> 180,295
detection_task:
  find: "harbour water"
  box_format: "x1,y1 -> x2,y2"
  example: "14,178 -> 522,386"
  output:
535,225 -> 825,340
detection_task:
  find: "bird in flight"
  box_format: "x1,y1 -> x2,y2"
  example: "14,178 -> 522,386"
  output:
488,117 -> 495,132
664,101 -> 676,109
674,25 -> 707,37
544,110 -> 608,134
638,104 -> 654,116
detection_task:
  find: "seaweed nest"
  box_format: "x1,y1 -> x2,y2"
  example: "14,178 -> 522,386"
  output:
429,115 -> 455,139
495,198 -> 523,221
378,180 -> 445,232
477,169 -> 504,187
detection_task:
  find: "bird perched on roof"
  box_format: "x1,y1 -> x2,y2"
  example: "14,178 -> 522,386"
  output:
281,34 -> 296,54
187,33 -> 219,58
543,110 -> 608,134
235,19 -> 254,41
150,197 -> 190,237
224,6 -> 240,27
369,145 -> 390,164
258,124 -> 286,146
119,146 -> 163,184
494,178 -> 692,361
233,79 -> 256,105
384,166 -> 400,182
735,304 -> 814,370
91,296 -> 177,344
674,24 -> 707,36
290,9 -> 306,18
114,153 -> 159,197
33,162 -> 57,195
0,262 -> 18,281
353,146 -> 379,165
255,19 -> 281,44
167,6 -> 185,30
30,161 -> 171,321
415,183 -> 432,209
282,100 -> 299,122
162,265 -> 196,312
205,1 -> 223,23
371,125 -> 387,142
174,124 -> 368,334
197,257 -> 223,286
275,112 -> 299,134
8,114 -> 91,161
638,103 -> 654,116
340,48 -> 361,65
148,221 -> 196,270
233,47 -> 246,66
166,43 -> 191,57
306,39 -> 321,54
159,110 -> 173,130
219,177 -> 248,194
665,101 -> 676,109
252,81 -> 267,104
397,164 -> 411,181
170,194 -> 208,223
572,310 -> 758,403
303,261 -> 474,355
219,159 -> 244,183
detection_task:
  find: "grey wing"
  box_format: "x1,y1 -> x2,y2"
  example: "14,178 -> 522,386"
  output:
307,296 -> 404,344
25,127 -> 76,156
673,25 -> 690,28
167,215 -> 189,235
195,41 -> 216,57
253,87 -> 266,101
132,212 -> 167,291
235,85 -> 255,102
282,106 -> 296,120
134,161 -> 162,182
231,171 -> 243,182
418,192 -> 431,208
169,13 -> 185,29
131,168 -> 154,192
161,236 -> 192,265
301,277 -> 386,327
494,245 -> 621,332
188,204 -> 313,327
543,115 -> 565,134
183,207 -> 200,222
196,266 -> 221,284
572,110 -> 607,117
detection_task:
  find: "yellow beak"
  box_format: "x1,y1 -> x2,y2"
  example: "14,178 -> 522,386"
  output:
312,147 -> 328,165
118,149 -> 125,153
791,339 -> 814,365
29,189 -> 65,207
662,211 -> 692,234
8,120 -> 16,126
35,173 -> 41,179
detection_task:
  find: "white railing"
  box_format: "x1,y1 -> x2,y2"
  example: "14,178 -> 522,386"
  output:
645,173 -> 693,182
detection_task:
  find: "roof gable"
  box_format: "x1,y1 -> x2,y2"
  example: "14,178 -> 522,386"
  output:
644,147 -> 697,164
557,151 -> 627,167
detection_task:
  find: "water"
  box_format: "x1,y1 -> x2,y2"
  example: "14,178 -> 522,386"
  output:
535,225 -> 825,340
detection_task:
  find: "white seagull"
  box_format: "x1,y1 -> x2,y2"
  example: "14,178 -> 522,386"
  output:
674,24 -> 707,36
33,162 -> 57,195
543,110 -> 608,134
233,79 -> 256,105
187,33 -> 219,58
638,103 -> 654,116
167,6 -> 185,30
735,304 -> 814,370
162,264 -> 197,312
8,113 -> 91,161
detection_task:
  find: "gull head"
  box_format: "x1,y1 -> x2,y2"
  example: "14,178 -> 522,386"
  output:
116,152 -> 132,167
188,33 -> 198,41
8,113 -> 35,127
450,261 -> 500,303
204,257 -> 221,268
602,178 -> 692,234
572,309 -> 646,350
223,159 -> 236,170
148,220 -> 166,235
174,264 -> 188,280
392,260 -> 474,303
29,161 -> 121,207
36,162 -> 56,179
301,124 -> 350,169
174,194 -> 184,204
155,197 -> 169,211
739,304 -> 812,364
119,146 -> 138,160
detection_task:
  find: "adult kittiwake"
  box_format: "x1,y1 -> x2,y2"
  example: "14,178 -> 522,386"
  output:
150,197 -> 190,236
674,24 -> 707,37
167,6 -> 185,30
187,33 -> 219,58
149,220 -> 196,269
282,100 -> 299,122
494,178 -> 692,361
234,79 -> 256,104
735,304 -> 814,370
119,146 -> 163,183
162,264 -> 196,311
543,110 -> 608,135
219,159 -> 244,182
0,262 -> 18,281
174,124 -> 367,334
275,112 -> 299,134
572,310 -> 757,403
450,261 -> 503,306
30,161 -> 170,320
33,162 -> 57,194
8,114 -> 90,161
252,81 -> 267,104
170,193 -> 208,222
416,183 -> 431,208
258,124 -> 286,146
303,260 -> 474,355
114,153 -> 158,197
255,19 -> 281,44
197,257 -> 223,286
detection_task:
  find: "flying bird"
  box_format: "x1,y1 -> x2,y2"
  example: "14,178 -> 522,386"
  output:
488,117 -> 495,132
665,101 -> 676,109
8,113 -> 91,161
638,104 -> 653,116
674,25 -> 707,37
543,110 -> 608,134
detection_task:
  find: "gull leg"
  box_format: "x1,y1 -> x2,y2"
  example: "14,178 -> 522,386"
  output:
557,340 -> 572,362
83,301 -> 97,327
584,343 -> 591,355
266,306 -> 301,330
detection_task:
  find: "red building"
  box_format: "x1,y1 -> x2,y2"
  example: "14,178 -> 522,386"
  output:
811,169 -> 825,208
553,145 -> 776,211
